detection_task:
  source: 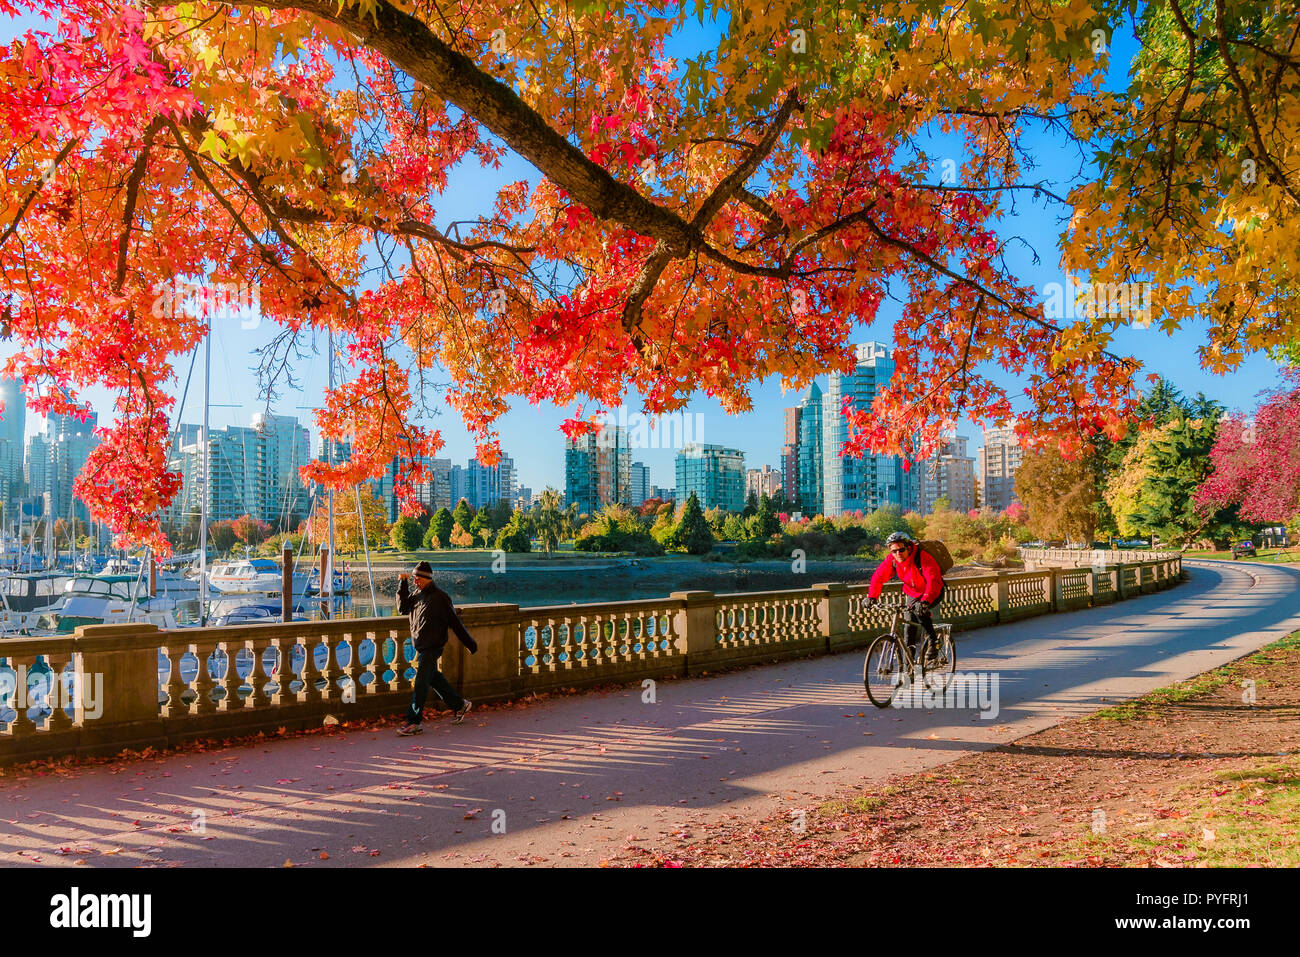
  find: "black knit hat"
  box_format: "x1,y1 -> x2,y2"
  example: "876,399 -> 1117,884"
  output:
413,561 -> 433,578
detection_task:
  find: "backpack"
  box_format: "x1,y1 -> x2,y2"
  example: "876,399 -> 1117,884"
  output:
915,539 -> 954,574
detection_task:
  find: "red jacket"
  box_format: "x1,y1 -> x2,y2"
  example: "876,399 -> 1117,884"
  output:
868,547 -> 944,603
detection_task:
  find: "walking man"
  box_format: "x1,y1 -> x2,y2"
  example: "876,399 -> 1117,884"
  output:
396,561 -> 477,735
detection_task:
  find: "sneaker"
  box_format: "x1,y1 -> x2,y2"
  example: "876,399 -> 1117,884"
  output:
396,723 -> 423,736
452,700 -> 473,725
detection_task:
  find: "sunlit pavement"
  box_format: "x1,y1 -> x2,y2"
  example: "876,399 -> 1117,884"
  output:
2,559 -> 1297,868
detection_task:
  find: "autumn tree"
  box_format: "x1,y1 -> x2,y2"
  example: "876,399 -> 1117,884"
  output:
208,519 -> 238,555
1195,372 -> 1300,533
1064,0 -> 1300,377
4,0 -> 1296,555
1014,446 -> 1099,543
306,484 -> 389,553
230,513 -> 271,547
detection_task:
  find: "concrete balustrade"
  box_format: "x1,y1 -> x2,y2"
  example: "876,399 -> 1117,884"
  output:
0,552 -> 1183,765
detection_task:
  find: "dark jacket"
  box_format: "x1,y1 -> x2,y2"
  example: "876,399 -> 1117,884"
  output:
398,579 -> 478,655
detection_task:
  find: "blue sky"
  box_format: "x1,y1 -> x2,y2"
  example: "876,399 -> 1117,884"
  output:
1,7 -> 1288,496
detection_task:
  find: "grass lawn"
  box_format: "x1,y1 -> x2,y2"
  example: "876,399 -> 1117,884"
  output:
1186,547 -> 1300,564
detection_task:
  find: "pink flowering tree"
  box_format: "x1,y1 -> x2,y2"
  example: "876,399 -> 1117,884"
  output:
1194,373 -> 1300,531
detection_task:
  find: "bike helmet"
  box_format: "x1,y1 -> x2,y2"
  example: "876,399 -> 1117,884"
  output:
885,531 -> 913,546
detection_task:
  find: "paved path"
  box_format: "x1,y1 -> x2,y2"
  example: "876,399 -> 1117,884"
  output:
3,560 -> 1298,868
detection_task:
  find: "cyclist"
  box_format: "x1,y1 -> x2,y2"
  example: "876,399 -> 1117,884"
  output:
867,531 -> 945,659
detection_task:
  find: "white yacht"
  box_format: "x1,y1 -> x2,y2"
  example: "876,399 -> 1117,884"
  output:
98,557 -> 201,596
207,558 -> 309,596
48,576 -> 178,633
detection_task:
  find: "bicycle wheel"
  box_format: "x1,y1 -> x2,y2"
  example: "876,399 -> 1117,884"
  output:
921,626 -> 956,693
864,634 -> 905,708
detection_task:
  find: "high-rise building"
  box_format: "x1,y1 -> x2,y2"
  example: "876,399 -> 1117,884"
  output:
780,406 -> 800,504
745,465 -> 783,499
821,342 -> 916,516
795,382 -> 823,515
565,424 -> 630,515
649,485 -> 674,503
413,457 -> 454,512
914,435 -> 977,514
676,443 -> 745,512
628,461 -> 651,505
979,425 -> 1024,512
25,411 -> 100,525
173,414 -> 310,527
466,453 -> 515,510
0,378 -> 26,525
251,412 -> 311,527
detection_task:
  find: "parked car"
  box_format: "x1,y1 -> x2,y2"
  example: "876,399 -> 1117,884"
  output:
1231,541 -> 1256,559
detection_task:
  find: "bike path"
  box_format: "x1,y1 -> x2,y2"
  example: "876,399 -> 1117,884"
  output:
1,560 -> 1296,868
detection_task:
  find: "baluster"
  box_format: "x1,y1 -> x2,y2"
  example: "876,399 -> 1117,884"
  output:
558,616 -> 573,667
220,639 -> 246,711
299,631 -> 324,705
319,630 -> 342,702
249,637 -> 272,710
273,635 -> 299,705
346,630 -> 368,702
193,640 -> 218,715
47,654 -> 74,733
371,632 -> 393,692
392,630 -> 414,692
601,615 -> 613,660
10,656 -> 38,738
162,644 -> 188,717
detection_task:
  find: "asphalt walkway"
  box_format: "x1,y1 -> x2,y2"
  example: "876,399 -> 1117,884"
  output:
3,559 -> 1297,867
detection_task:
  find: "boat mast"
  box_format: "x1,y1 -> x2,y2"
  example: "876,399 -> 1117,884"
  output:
326,329 -> 335,619
199,312 -> 211,626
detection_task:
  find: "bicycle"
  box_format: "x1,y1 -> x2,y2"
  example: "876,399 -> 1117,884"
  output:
862,604 -> 956,708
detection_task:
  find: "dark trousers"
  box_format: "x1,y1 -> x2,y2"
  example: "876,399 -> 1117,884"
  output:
902,586 -> 944,652
404,648 -> 464,724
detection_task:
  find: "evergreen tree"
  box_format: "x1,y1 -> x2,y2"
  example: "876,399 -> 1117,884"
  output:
469,509 -> 489,543
489,498 -> 514,531
670,492 -> 714,555
425,507 -> 454,548
451,498 -> 475,532
495,510 -> 532,552
1110,416 -> 1249,547
742,489 -> 759,518
754,492 -> 780,538
390,514 -> 423,551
